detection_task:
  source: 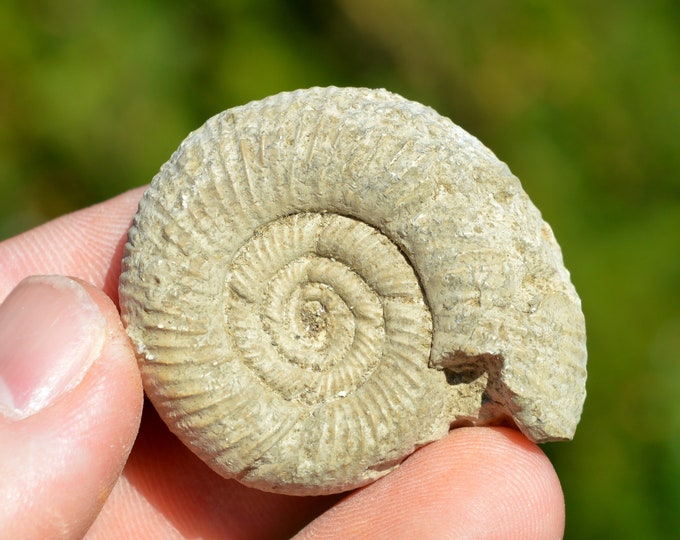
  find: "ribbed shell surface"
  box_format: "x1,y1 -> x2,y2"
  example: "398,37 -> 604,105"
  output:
119,87 -> 587,495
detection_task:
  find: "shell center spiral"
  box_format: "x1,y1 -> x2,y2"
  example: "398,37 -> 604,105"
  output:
223,212 -> 432,405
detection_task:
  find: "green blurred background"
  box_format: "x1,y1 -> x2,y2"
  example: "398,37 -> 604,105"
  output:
1,1 -> 679,537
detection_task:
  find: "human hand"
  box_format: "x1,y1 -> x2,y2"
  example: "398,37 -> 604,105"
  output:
0,188 -> 565,539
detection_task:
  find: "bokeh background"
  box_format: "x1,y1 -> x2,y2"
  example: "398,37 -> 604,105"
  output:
1,1 -> 679,537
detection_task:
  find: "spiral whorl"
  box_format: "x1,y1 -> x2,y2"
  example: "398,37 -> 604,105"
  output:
225,212 -> 431,406
119,87 -> 587,495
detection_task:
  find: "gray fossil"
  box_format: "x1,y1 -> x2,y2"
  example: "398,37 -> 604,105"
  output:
119,87 -> 587,495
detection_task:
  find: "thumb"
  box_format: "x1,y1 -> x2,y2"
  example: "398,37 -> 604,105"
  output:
0,275 -> 143,539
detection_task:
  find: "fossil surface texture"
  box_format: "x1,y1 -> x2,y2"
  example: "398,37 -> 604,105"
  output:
119,86 -> 587,495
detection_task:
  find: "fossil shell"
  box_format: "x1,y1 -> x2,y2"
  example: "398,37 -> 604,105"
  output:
119,87 -> 587,495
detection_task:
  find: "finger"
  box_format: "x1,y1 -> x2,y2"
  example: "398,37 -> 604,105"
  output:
87,405 -> 342,539
296,427 -> 565,540
0,275 -> 143,539
0,187 -> 146,302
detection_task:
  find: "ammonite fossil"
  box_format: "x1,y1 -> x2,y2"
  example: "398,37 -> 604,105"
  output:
119,87 -> 587,495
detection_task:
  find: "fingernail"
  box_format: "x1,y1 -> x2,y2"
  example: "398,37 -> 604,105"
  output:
0,276 -> 105,420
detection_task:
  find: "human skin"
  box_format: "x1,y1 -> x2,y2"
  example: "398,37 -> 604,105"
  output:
0,188 -> 565,539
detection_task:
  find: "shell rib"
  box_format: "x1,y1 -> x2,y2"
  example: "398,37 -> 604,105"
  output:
119,87 -> 587,495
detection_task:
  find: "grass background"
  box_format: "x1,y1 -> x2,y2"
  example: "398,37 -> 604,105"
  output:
2,1 -> 679,537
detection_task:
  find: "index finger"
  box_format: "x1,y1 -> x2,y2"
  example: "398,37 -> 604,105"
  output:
0,187 -> 147,303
